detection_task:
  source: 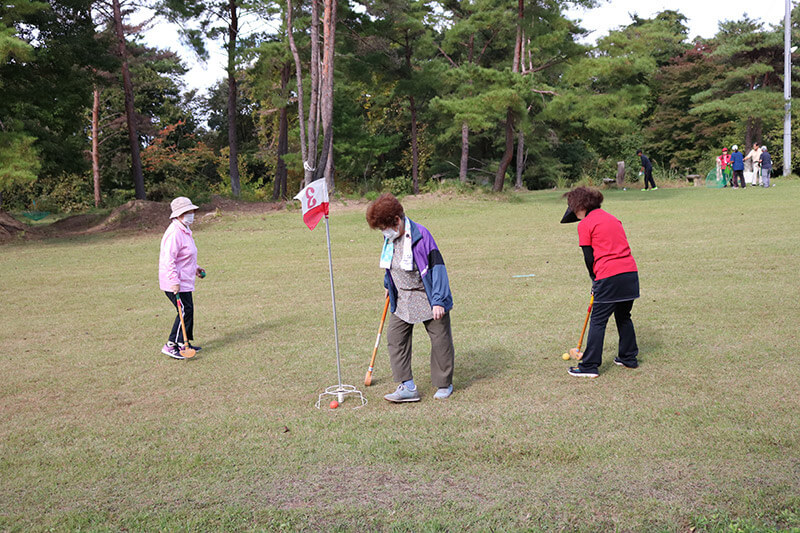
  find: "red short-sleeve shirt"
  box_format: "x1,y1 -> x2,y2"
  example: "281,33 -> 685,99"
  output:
577,208 -> 637,280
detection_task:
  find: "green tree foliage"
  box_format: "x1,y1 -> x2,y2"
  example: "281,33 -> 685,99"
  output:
0,0 -> 103,206
95,40 -> 209,202
690,17 -> 786,151
0,3 -> 42,202
4,1 -> 800,211
547,12 -> 691,164
645,42 -> 730,172
0,133 -> 41,200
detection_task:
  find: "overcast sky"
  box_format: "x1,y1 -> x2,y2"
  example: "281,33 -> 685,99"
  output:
567,0 -> 788,43
142,0 -> 791,94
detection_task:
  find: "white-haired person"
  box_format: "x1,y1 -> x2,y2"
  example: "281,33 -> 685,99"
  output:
759,146 -> 773,188
158,197 -> 205,359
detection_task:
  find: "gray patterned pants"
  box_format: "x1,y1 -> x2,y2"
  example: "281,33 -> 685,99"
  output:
386,312 -> 454,388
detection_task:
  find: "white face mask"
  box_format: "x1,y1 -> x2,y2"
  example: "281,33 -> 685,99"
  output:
382,228 -> 399,241
182,213 -> 194,225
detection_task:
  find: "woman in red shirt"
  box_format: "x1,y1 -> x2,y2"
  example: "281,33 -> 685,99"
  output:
561,187 -> 639,378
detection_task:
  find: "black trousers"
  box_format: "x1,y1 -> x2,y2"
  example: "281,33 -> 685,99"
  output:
732,169 -> 745,188
643,169 -> 656,189
164,291 -> 194,344
579,300 -> 638,371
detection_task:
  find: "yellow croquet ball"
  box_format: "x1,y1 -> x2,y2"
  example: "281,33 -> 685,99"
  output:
562,353 -> 571,360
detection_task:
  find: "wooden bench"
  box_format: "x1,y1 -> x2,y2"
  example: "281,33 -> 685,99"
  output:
686,174 -> 702,186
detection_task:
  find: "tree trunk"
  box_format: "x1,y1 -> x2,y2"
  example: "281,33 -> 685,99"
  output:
515,130 -> 524,189
616,161 -> 626,186
315,0 -> 337,192
404,32 -> 420,194
92,87 -> 101,207
460,121 -> 469,182
745,116 -> 762,151
227,0 -> 241,197
307,0 -> 321,186
112,0 -> 145,200
273,64 -> 290,201
513,0 -> 523,72
410,95 -> 419,194
493,109 -> 514,192
285,0 -> 309,186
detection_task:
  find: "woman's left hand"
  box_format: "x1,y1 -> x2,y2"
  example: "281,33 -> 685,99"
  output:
432,305 -> 445,320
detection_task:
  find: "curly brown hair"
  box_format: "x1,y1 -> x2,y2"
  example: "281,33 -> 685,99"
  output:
563,186 -> 603,213
366,193 -> 404,229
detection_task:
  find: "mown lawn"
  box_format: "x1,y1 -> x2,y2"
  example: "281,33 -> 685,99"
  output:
1,182 -> 799,532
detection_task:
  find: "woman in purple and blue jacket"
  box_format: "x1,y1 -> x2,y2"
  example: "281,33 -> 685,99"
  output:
366,194 -> 455,403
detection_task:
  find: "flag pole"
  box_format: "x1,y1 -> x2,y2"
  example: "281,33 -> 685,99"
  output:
312,208 -> 366,410
323,214 -> 343,390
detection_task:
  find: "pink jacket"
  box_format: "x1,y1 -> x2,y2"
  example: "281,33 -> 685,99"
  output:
159,219 -> 198,292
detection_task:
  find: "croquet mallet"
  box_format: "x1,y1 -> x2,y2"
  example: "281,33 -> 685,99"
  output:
175,294 -> 196,359
569,294 -> 594,360
364,295 -> 391,386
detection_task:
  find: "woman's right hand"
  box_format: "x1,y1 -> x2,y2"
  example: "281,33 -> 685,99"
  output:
385,288 -> 389,298
171,284 -> 180,294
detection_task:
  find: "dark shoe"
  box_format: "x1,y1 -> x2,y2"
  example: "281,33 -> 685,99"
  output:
182,342 -> 202,352
614,358 -> 638,369
568,366 -> 599,378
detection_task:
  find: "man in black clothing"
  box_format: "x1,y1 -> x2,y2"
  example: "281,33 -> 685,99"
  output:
637,150 -> 657,191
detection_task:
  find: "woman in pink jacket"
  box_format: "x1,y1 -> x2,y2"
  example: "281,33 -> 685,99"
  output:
159,197 -> 204,359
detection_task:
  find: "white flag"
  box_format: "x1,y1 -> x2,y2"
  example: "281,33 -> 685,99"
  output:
293,178 -> 329,230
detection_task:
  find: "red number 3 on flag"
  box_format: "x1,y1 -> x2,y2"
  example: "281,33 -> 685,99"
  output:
306,186 -> 317,209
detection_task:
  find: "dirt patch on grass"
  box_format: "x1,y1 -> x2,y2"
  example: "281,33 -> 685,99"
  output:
204,195 -> 286,214
47,213 -> 108,232
1,191 -> 470,243
2,196 -> 287,242
0,211 -> 37,240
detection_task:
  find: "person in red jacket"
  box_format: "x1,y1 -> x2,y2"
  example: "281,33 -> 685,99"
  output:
561,186 -> 640,378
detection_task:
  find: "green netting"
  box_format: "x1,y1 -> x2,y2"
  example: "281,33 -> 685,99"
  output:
705,168 -> 727,188
22,211 -> 50,221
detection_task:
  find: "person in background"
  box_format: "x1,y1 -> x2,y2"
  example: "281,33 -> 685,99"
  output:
159,197 -> 205,359
636,150 -> 657,191
759,146 -> 773,188
366,193 -> 455,402
717,147 -> 732,186
730,144 -> 745,188
560,187 -> 640,378
745,143 -> 762,186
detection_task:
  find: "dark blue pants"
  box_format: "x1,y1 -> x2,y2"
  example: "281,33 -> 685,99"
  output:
579,300 -> 638,371
643,169 -> 656,189
165,291 -> 194,344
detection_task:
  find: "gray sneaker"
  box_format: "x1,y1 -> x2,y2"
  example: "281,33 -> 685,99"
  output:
434,384 -> 453,399
384,384 -> 421,403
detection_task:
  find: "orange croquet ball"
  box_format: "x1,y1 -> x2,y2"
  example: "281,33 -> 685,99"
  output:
330,400 -> 339,409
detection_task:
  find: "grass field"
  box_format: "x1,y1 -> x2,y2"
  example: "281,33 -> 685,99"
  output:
1,182 -> 799,532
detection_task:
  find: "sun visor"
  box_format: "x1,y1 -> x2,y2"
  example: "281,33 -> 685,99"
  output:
560,206 -> 579,224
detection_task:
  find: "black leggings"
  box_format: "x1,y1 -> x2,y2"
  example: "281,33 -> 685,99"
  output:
579,300 -> 638,371
643,169 -> 656,189
165,291 -> 194,344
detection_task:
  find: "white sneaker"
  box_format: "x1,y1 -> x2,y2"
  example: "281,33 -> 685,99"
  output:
384,384 -> 421,403
434,384 -> 453,399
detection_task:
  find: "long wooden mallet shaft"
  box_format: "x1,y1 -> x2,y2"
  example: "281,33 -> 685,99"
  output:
571,294 -> 594,360
364,295 -> 391,386
175,294 -> 196,359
